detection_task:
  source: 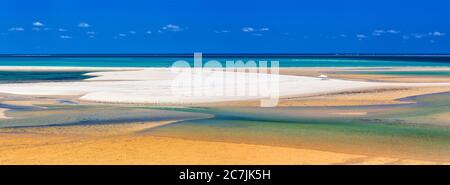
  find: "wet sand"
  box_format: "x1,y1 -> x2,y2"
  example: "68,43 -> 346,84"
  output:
198,86 -> 450,107
0,121 -> 444,165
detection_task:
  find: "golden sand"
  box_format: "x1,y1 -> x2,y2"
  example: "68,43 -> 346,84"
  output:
328,112 -> 368,116
426,112 -> 450,123
0,121 -> 444,165
198,86 -> 450,107
2,100 -> 54,106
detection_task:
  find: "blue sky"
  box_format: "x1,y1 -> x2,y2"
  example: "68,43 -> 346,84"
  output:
1,0 -> 449,54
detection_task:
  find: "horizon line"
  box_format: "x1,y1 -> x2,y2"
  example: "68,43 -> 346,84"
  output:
1,53 -> 450,57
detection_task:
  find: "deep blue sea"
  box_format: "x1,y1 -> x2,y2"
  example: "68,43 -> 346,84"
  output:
0,56 -> 449,67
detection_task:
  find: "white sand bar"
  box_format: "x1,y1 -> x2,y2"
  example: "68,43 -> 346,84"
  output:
0,108 -> 11,119
0,68 -> 449,105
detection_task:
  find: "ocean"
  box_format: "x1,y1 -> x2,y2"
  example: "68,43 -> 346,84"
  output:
0,55 -> 450,67
1,55 -> 450,161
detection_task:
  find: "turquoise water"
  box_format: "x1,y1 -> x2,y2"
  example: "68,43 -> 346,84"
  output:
0,56 -> 449,67
144,92 -> 450,161
338,70 -> 450,76
0,104 -> 210,128
0,92 -> 448,160
0,71 -> 94,83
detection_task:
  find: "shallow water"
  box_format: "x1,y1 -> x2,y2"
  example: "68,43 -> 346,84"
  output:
0,104 -> 210,128
144,92 -> 450,161
0,71 -> 94,83
0,90 -> 449,161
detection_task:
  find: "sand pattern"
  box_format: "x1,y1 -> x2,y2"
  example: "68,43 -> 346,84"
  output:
1,121 -> 445,165
0,67 -> 450,164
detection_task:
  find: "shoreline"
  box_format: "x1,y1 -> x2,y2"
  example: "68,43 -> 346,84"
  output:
0,120 -> 445,165
0,67 -> 449,105
0,66 -> 450,71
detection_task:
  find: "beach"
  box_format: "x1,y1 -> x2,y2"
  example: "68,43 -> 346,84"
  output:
0,65 -> 450,164
1,121 -> 445,165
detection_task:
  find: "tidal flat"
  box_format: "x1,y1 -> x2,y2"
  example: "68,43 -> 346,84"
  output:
0,65 -> 450,164
143,92 -> 450,162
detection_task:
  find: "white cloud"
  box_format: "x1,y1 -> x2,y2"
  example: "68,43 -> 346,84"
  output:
33,21 -> 44,27
60,35 -> 72,39
386,29 -> 400,34
429,31 -> 445,36
411,33 -> 426,39
8,27 -> 25,32
78,22 -> 90,28
162,24 -> 182,32
356,34 -> 368,39
372,32 -> 382,36
128,30 -> 137,34
58,28 -> 67,32
400,31 -> 445,41
370,29 -> 400,36
242,27 -> 269,36
214,30 -> 230,33
146,31 -> 152,34
242,27 -> 255,32
372,30 -> 385,36
87,31 -> 95,38
118,33 -> 127,37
